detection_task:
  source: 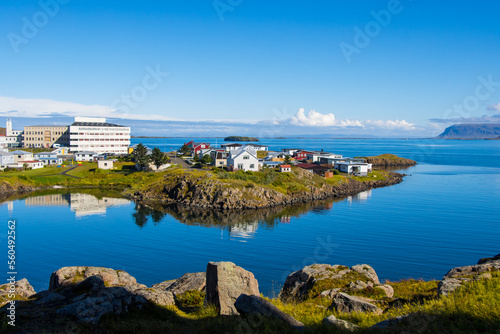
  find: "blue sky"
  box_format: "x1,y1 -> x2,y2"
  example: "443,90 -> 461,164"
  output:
1,0 -> 500,137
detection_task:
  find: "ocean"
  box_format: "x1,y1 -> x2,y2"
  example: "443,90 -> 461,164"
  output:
1,138 -> 499,295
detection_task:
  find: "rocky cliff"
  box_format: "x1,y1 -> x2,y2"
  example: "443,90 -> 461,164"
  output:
128,171 -> 404,210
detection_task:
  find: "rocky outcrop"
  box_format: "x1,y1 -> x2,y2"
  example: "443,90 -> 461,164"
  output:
437,260 -> 500,296
205,262 -> 260,315
49,266 -> 141,291
0,180 -> 38,202
280,263 -> 386,300
0,278 -> 36,306
329,292 -> 383,314
128,170 -> 404,211
477,253 -> 500,265
235,294 -> 304,330
323,315 -> 359,331
153,272 -> 206,299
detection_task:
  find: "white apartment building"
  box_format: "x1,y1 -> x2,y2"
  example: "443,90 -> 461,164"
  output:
1,119 -> 23,148
69,117 -> 131,155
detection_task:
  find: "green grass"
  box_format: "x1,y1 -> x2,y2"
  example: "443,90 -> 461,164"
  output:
86,273 -> 500,333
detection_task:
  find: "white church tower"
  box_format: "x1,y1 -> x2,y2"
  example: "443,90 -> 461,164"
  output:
6,118 -> 13,136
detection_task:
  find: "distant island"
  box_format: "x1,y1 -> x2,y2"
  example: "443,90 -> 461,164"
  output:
437,123 -> 500,139
224,136 -> 259,142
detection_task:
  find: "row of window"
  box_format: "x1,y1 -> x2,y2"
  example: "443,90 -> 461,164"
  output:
25,131 -> 67,135
70,133 -> 128,136
71,138 -> 129,141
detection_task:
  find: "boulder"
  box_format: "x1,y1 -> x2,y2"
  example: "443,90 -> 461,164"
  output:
351,264 -> 380,285
323,315 -> 359,331
319,288 -> 341,299
205,262 -> 259,315
151,279 -> 177,291
167,272 -> 206,297
280,263 -> 381,300
235,294 -> 304,330
0,278 -> 36,306
329,292 -> 382,315
477,254 -> 500,265
49,266 -> 141,291
375,284 -> 394,298
437,261 -> 500,297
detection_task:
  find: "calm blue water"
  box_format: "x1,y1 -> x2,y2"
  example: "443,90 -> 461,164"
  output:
1,139 -> 499,295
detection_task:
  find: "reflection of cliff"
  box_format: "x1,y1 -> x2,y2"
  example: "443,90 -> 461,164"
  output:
132,197 -> 344,234
22,193 -> 130,217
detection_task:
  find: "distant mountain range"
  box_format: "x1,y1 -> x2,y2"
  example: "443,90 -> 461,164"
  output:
437,123 -> 500,139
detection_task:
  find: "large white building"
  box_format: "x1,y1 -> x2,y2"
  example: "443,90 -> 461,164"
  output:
227,148 -> 261,172
0,119 -> 23,148
69,117 -> 130,155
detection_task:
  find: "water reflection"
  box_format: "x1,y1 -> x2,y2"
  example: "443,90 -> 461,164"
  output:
19,193 -> 130,218
132,198 -> 344,239
347,189 -> 372,204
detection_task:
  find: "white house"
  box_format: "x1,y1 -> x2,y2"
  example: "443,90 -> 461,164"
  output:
280,165 -> 292,172
34,152 -> 63,165
221,143 -> 242,151
335,162 -> 372,176
10,150 -> 34,163
307,152 -> 343,163
227,148 -> 260,172
241,144 -> 268,152
0,151 -> 15,169
98,160 -> 114,170
75,151 -> 98,162
17,160 -> 44,170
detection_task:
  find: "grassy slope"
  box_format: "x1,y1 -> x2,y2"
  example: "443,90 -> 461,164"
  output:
89,273 -> 499,333
1,164 -> 391,198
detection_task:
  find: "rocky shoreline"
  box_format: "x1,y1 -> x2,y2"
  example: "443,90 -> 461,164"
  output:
1,254 -> 498,333
127,171 -> 404,211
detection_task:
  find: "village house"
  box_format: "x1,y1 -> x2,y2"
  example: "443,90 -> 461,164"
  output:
75,151 -> 99,162
210,150 -> 229,167
0,151 -> 15,169
227,148 -> 260,172
18,160 -> 44,170
221,143 -> 242,151
241,144 -> 268,152
281,148 -> 300,156
295,150 -> 315,161
280,164 -> 292,172
295,162 -> 330,176
98,160 -> 115,170
335,161 -> 373,176
10,150 -> 34,163
34,151 -> 63,165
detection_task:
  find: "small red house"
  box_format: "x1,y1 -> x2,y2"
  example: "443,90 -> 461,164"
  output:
280,164 -> 291,173
295,150 -> 314,161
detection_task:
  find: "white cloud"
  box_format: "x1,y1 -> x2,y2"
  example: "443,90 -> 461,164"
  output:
487,103 -> 500,112
286,108 -> 415,130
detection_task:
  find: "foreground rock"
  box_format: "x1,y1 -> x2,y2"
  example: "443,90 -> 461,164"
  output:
437,258 -> 500,297
235,294 -> 304,330
323,315 -> 359,331
329,292 -> 382,315
205,262 -> 260,315
280,263 -> 391,300
0,279 -> 36,306
25,266 -> 177,324
153,272 -> 206,299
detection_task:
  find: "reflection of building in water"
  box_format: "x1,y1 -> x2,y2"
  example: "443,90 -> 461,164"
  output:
228,221 -> 259,239
23,193 -> 129,217
347,189 -> 372,203
70,194 -> 130,217
280,216 -> 291,224
25,194 -> 71,207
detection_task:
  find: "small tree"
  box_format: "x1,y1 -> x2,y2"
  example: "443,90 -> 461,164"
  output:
151,147 -> 169,170
283,155 -> 292,165
132,143 -> 151,170
201,154 -> 213,165
193,153 -> 200,162
179,143 -> 191,156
